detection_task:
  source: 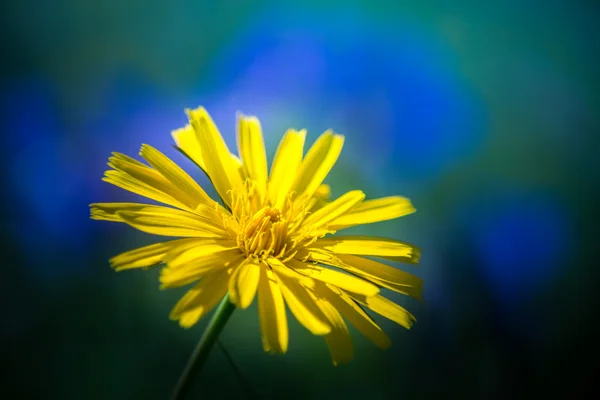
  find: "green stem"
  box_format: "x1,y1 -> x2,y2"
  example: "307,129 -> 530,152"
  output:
216,340 -> 258,399
170,293 -> 236,400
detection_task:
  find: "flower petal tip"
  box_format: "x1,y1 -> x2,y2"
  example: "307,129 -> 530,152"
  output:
185,106 -> 209,121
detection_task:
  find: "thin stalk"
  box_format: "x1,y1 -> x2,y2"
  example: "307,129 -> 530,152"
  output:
170,294 -> 236,400
216,340 -> 258,399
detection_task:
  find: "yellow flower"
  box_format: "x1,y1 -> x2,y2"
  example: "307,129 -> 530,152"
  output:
90,106 -> 421,365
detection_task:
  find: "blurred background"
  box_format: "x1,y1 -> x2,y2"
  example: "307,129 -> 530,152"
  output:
1,0 -> 598,398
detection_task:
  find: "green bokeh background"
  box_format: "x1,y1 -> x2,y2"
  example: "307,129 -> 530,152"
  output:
1,1 -> 598,399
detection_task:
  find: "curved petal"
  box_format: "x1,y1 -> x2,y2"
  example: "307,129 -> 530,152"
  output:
336,254 -> 423,300
292,131 -> 344,201
268,128 -> 306,209
172,124 -> 207,171
296,249 -> 422,300
356,294 -> 416,330
286,258 -> 379,297
311,293 -> 353,365
91,203 -> 226,237
306,184 -> 332,211
104,153 -> 191,209
187,107 -> 244,208
228,258 -> 261,309
139,144 -> 213,207
173,124 -> 246,182
237,114 -> 268,199
269,258 -> 331,335
310,236 -> 421,263
109,238 -> 199,271
328,196 -> 416,230
164,239 -> 238,268
258,265 -> 288,353
301,190 -> 365,232
160,250 -> 244,289
170,268 -> 231,328
315,283 -> 391,349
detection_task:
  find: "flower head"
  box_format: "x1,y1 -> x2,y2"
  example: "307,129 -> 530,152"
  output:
91,106 -> 422,364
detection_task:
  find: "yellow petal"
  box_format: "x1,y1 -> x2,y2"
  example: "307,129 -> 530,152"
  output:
139,144 -> 212,207
286,258 -> 379,297
160,250 -> 244,289
172,124 -> 207,171
102,171 -> 185,210
306,184 -> 332,211
292,130 -> 344,201
228,258 -> 261,309
336,254 -> 423,300
90,202 -> 142,222
263,257 -> 316,287
228,154 -> 246,184
269,258 -> 331,335
90,203 -> 225,237
237,114 -> 268,199
316,284 -> 391,349
170,269 -> 230,328
329,196 -> 416,230
109,151 -> 148,168
311,236 -> 420,263
268,128 -> 306,209
109,238 -> 198,271
314,184 -> 331,200
172,123 -> 245,182
258,265 -> 288,353
312,294 -> 353,365
301,190 -> 365,232
105,154 -> 190,209
125,206 -> 225,237
187,107 -> 244,208
297,249 -> 422,300
164,238 -> 237,268
358,294 -> 416,330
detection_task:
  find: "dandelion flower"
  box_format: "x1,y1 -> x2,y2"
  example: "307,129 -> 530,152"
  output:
90,106 -> 422,365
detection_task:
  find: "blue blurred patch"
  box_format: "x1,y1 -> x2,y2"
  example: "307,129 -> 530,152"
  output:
206,6 -> 485,181
462,190 -> 571,303
2,78 -> 90,274
1,75 -> 188,276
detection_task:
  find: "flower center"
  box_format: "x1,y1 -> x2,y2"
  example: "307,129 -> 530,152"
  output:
238,206 -> 287,260
226,180 -> 316,262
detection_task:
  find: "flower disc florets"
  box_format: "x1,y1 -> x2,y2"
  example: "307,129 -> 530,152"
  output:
228,181 -> 314,263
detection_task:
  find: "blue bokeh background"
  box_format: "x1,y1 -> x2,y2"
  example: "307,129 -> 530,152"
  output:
2,1 -> 598,398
